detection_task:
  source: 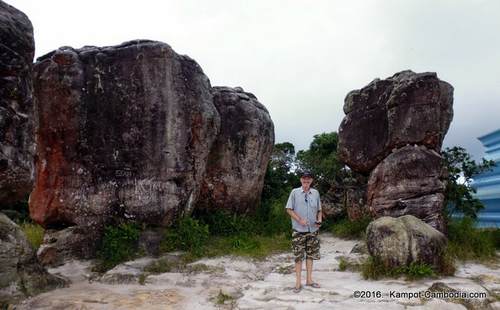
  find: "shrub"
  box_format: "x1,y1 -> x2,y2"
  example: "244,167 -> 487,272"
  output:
20,222 -> 44,250
95,222 -> 140,271
195,209 -> 260,236
160,217 -> 209,256
329,215 -> 371,239
261,197 -> 292,237
400,261 -> 436,280
361,256 -> 436,280
338,257 -> 347,271
446,216 -> 497,261
215,290 -> 234,305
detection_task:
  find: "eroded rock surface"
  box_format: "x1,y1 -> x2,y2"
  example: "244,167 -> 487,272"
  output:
338,71 -> 453,233
30,40 -> 220,229
367,145 -> 447,233
366,215 -> 447,269
197,86 -> 274,213
338,70 -> 453,173
0,0 -> 35,205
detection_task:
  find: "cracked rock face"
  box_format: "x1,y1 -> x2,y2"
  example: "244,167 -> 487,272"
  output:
338,70 -> 453,233
338,70 -> 453,173
367,145 -> 448,233
196,86 -> 274,214
0,0 -> 35,204
30,40 -> 220,229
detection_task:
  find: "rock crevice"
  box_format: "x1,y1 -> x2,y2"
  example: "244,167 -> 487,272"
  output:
338,70 -> 453,233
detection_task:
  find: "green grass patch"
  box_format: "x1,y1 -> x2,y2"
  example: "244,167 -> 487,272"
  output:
160,217 -> 209,256
93,222 -> 141,272
196,209 -> 260,236
446,216 -> 498,261
138,273 -> 147,285
20,222 -> 44,250
338,257 -> 348,271
328,215 -> 371,239
204,233 -> 290,259
215,290 -> 234,305
159,208 -> 292,261
361,256 -> 437,280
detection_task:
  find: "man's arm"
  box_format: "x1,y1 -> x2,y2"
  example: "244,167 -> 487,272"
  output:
285,190 -> 307,226
316,193 -> 322,223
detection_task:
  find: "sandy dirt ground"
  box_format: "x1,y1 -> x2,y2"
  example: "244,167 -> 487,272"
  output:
17,233 -> 500,310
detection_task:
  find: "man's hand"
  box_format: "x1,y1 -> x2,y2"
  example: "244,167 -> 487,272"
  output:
298,218 -> 308,226
314,221 -> 322,228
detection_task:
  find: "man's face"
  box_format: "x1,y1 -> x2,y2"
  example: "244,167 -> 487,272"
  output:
300,176 -> 313,187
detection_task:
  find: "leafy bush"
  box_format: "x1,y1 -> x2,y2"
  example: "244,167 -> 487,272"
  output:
95,222 -> 140,271
20,222 -> 44,250
196,210 -> 259,236
329,215 -> 371,239
361,256 -> 436,280
446,216 -> 497,261
338,257 -> 348,271
400,262 -> 436,280
259,196 -> 292,237
160,217 -> 209,256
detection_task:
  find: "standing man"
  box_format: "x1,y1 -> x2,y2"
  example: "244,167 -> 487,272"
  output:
286,170 -> 322,293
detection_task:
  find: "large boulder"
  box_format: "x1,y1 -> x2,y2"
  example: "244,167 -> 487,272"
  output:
0,1 -> 35,205
196,86 -> 274,213
36,226 -> 98,267
338,70 -> 453,173
367,145 -> 447,233
366,215 -> 447,269
30,40 -> 220,229
0,213 -> 66,305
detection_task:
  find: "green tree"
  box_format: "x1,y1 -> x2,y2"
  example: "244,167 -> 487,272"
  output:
442,146 -> 496,219
261,142 -> 299,201
296,132 -> 345,193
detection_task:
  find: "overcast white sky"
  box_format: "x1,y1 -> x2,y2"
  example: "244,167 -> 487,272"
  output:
9,0 -> 500,160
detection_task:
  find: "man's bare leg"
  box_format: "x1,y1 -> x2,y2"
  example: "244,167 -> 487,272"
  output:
295,260 -> 302,288
306,258 -> 313,284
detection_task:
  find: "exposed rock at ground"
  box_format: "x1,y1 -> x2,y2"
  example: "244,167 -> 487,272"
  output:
196,86 -> 274,214
30,40 -> 220,230
350,240 -> 368,255
0,1 -> 35,205
367,145 -> 448,233
427,282 -> 494,310
17,233 -> 500,309
366,215 -> 447,269
0,213 -> 67,305
37,226 -> 99,267
338,70 -> 453,173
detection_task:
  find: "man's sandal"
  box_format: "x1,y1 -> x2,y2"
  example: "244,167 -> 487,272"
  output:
293,285 -> 302,293
305,282 -> 321,288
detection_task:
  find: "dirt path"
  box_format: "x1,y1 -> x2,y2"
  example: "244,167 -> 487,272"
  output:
18,233 -> 500,309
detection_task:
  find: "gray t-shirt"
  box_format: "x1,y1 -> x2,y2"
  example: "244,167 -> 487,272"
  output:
285,186 -> 322,232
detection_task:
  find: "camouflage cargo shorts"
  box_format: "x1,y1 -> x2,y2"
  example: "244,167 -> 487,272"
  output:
291,230 -> 320,262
